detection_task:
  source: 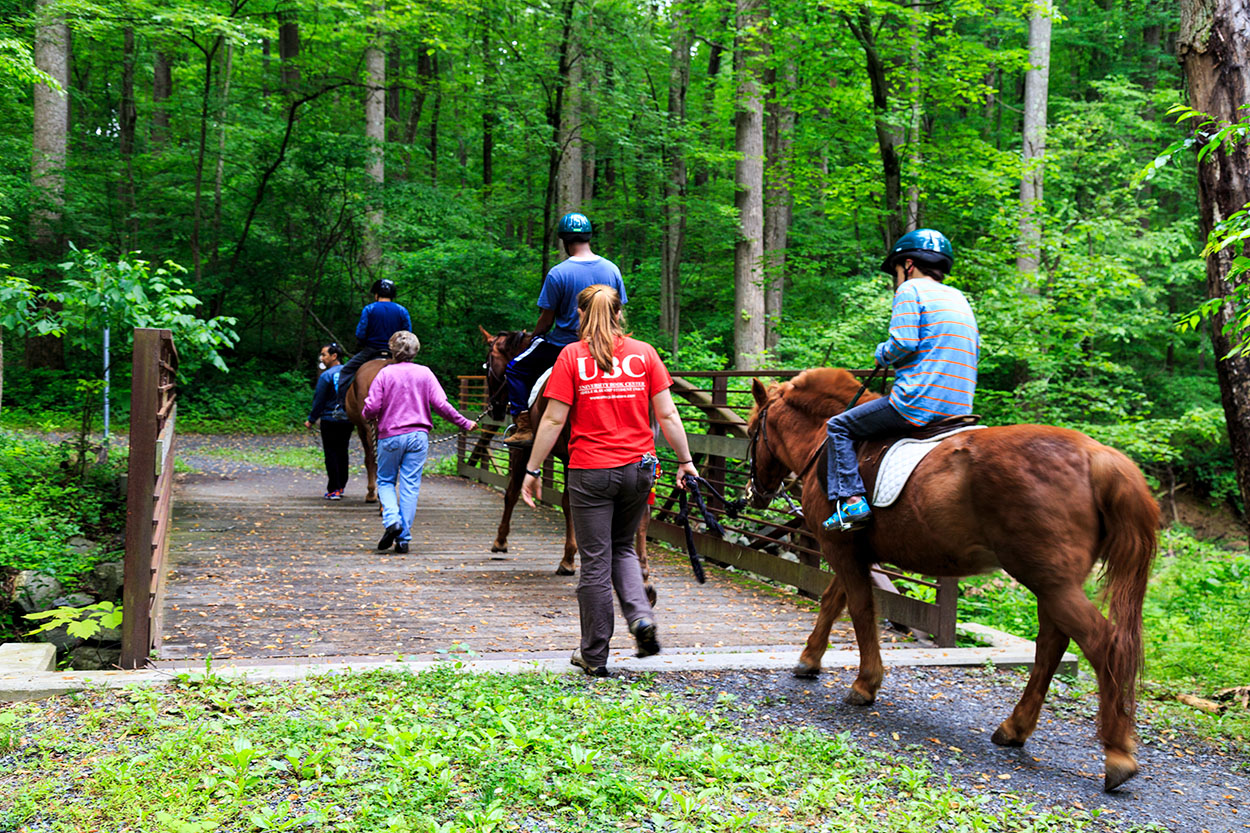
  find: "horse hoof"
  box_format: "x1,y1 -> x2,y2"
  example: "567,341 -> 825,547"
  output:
645,585 -> 657,607
844,687 -> 875,706
491,544 -> 508,553
1104,751 -> 1139,792
990,725 -> 1025,748
792,662 -> 821,679
366,497 -> 377,504
555,566 -> 575,576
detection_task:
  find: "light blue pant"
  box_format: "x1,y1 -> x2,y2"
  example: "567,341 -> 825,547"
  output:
376,430 -> 429,544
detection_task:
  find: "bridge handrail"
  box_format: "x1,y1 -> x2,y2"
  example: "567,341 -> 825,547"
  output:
456,367 -> 957,646
121,328 -> 178,668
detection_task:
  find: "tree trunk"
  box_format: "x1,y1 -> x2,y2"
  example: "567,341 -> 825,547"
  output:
1179,0 -> 1250,531
557,35 -> 583,218
763,54 -> 793,351
542,0 -> 578,278
661,0 -> 692,358
362,11 -> 386,272
1017,0 -> 1053,275
844,9 -> 903,247
733,0 -> 766,369
429,52 -> 440,187
27,0 -> 69,371
279,12 -> 300,93
152,50 -> 172,147
191,37 -> 223,286
694,15 -> 728,190
482,26 -> 495,200
905,5 -> 922,232
119,27 -> 137,248
209,42 -> 233,275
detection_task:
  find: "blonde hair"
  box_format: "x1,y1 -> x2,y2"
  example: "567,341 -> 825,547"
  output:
577,284 -> 624,373
388,330 -> 421,362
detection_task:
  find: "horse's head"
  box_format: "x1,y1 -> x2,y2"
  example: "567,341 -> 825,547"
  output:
745,377 -> 794,509
479,325 -> 532,421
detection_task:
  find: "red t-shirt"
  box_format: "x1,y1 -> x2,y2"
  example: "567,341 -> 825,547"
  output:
545,337 -> 674,469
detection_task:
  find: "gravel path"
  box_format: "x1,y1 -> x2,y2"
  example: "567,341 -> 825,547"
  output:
637,665 -> 1250,832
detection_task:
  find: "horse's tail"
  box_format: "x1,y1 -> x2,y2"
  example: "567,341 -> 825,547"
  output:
1090,444 -> 1159,716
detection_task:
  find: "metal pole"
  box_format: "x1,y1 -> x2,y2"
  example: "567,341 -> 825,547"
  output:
102,324 -> 110,444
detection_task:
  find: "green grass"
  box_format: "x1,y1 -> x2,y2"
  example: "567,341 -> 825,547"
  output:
0,668 -> 1113,832
190,443 -> 327,472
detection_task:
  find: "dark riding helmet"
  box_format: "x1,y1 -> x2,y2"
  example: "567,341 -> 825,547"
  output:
557,212 -> 593,237
370,278 -> 397,299
881,228 -> 954,276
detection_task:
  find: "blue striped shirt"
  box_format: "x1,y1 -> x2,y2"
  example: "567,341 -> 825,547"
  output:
874,278 -> 979,426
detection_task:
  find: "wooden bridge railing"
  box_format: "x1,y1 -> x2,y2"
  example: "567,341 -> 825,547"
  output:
121,328 -> 178,668
457,368 -> 958,647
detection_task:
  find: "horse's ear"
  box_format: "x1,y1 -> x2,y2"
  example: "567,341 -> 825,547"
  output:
751,378 -> 768,407
478,324 -> 494,343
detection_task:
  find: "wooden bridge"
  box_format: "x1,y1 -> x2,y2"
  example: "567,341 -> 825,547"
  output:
120,332 -> 950,667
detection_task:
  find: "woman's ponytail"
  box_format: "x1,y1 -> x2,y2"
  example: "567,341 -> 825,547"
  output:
577,284 -> 624,373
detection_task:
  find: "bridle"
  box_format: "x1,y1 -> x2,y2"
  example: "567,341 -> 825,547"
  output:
744,368 -> 882,516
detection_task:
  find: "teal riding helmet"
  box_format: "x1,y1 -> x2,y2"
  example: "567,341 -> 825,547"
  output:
881,228 -> 954,275
557,212 -> 593,236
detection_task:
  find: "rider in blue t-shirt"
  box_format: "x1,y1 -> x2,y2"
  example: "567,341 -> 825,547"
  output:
338,279 -> 412,405
503,211 -> 627,445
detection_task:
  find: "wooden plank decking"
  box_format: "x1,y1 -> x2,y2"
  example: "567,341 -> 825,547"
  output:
160,457 -> 860,663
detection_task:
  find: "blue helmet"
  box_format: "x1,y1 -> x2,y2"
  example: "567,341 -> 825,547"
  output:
557,212 -> 593,236
881,228 -> 954,275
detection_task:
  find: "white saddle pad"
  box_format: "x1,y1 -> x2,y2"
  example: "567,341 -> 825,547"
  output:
871,426 -> 985,508
528,367 -> 553,410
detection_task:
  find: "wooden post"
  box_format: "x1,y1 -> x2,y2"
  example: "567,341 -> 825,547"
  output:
705,374 -> 728,509
935,577 -> 958,647
121,329 -> 161,668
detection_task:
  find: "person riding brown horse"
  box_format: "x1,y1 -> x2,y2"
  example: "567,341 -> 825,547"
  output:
747,367 -> 1158,792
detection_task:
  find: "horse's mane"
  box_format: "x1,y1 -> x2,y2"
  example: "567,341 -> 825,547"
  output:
499,329 -> 531,355
777,367 -> 879,417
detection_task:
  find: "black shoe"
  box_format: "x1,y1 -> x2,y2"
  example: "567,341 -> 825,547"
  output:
629,618 -> 661,658
394,541 -> 409,554
570,651 -> 609,677
377,523 -> 402,551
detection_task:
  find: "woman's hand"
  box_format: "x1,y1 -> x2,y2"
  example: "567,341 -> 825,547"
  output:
465,420 -> 478,432
521,472 -> 541,507
303,420 -> 314,430
676,461 -> 699,488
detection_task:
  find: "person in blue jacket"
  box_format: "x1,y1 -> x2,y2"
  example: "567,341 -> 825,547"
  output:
304,343 -> 355,499
338,279 -> 412,405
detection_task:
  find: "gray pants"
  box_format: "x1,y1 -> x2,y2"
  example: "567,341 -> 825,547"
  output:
566,463 -> 655,667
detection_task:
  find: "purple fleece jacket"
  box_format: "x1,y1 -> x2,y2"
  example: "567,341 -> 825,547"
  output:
362,362 -> 474,439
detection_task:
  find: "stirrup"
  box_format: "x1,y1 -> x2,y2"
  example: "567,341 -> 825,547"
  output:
822,497 -> 872,532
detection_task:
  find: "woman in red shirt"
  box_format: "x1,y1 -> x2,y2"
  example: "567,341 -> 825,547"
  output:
521,285 -> 698,677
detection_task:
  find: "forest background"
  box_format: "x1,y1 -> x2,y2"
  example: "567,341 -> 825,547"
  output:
0,0 -> 1244,519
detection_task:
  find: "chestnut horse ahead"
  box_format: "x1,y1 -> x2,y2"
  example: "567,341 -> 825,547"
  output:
746,368 -> 1158,792
478,326 -> 654,603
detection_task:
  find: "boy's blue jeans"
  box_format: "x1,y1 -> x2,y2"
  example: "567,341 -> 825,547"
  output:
377,430 -> 429,544
825,397 -> 914,502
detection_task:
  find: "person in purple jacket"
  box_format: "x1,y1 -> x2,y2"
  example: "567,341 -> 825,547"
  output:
362,331 -> 478,553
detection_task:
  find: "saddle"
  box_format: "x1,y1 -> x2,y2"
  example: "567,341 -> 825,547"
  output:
855,414 -> 982,507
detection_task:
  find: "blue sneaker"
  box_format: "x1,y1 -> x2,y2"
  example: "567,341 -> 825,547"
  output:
822,496 -> 872,532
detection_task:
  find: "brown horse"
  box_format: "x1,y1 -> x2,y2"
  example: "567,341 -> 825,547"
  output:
480,326 -> 654,603
746,368 -> 1158,791
343,358 -> 389,503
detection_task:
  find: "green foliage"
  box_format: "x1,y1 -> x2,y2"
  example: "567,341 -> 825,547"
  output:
0,432 -> 124,583
177,363 -> 311,433
0,668 -> 1106,830
25,600 -> 121,640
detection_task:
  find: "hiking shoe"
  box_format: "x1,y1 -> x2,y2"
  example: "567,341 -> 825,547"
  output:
629,618 -> 661,658
328,490 -> 343,501
377,523 -> 403,551
822,496 -> 873,532
503,411 -> 534,445
570,651 -> 609,678
394,541 -> 409,554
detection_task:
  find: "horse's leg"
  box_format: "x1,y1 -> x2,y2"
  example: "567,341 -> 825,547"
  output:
1031,583 -> 1138,790
355,421 -> 378,503
634,507 -> 656,607
492,452 -> 523,553
839,559 -> 885,705
793,576 -> 847,678
556,487 -> 577,575
990,610 -> 1069,747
